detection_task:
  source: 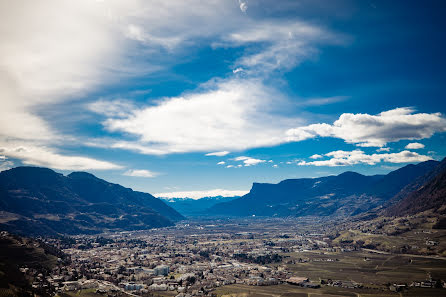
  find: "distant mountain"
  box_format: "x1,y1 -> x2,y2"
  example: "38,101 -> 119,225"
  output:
161,196 -> 240,217
209,160 -> 439,217
0,167 -> 184,236
385,158 -> 446,217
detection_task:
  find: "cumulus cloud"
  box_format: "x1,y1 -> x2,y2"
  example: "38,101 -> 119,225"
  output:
217,161 -> 225,165
206,151 -> 230,157
405,142 -> 425,149
286,108 -> 446,147
309,154 -> 323,159
155,189 -> 248,200
123,169 -> 158,178
376,147 -> 390,152
298,150 -> 432,167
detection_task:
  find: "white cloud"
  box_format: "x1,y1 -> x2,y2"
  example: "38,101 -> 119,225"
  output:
297,96 -> 348,107
221,20 -> 342,74
234,156 -> 266,166
273,164 -> 278,168
376,147 -> 390,152
0,158 -> 14,172
0,1 -> 152,169
217,161 -> 225,165
287,108 -> 446,147
155,189 -> 248,200
239,1 -> 248,13
0,1 -> 252,165
0,144 -> 122,171
309,154 -> 323,159
298,150 -> 432,167
405,142 -> 425,149
206,151 -> 230,157
2,0 -> 342,167
232,67 -> 244,74
123,169 -> 158,178
87,99 -> 136,118
98,78 -> 299,154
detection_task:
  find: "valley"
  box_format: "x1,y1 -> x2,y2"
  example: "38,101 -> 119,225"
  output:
1,158 -> 446,297
8,218 -> 445,297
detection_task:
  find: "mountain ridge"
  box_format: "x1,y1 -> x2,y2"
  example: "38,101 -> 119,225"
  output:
0,166 -> 184,236
209,160 -> 440,217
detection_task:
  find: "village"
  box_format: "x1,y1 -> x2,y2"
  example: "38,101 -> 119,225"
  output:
16,219 -> 444,297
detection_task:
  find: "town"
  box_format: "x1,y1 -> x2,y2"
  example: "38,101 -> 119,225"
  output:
16,218 -> 446,297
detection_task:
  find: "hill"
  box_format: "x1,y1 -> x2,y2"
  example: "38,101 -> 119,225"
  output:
0,167 -> 184,236
209,160 -> 439,217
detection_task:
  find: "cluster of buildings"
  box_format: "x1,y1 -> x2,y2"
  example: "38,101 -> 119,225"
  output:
16,219 -> 445,296
33,221 -> 332,296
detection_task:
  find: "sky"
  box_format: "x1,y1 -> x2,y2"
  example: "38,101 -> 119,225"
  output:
1,0 -> 446,199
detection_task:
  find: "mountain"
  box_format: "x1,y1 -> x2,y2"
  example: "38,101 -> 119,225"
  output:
0,167 -> 184,236
209,160 -> 439,217
385,158 -> 446,217
161,196 -> 240,217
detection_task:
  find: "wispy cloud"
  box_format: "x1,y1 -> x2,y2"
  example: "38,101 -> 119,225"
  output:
206,151 -> 230,157
0,144 -> 121,171
123,169 -> 159,178
238,1 -> 248,13
97,78 -> 298,154
0,156 -> 14,172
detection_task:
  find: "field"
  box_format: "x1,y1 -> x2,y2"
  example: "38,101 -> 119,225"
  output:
281,250 -> 446,285
211,247 -> 446,297
214,284 -> 445,297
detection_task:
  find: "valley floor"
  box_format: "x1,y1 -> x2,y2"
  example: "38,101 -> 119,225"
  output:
4,217 -> 446,297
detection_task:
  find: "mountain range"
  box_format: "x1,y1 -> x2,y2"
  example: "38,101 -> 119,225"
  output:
209,160 -> 443,218
161,196 -> 239,217
0,167 -> 184,236
1,158 -> 445,236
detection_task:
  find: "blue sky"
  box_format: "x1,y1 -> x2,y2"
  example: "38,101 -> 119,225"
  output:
1,0 -> 446,198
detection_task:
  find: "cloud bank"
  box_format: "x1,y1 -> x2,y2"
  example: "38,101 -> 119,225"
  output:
298,149 -> 432,167
287,108 -> 446,147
